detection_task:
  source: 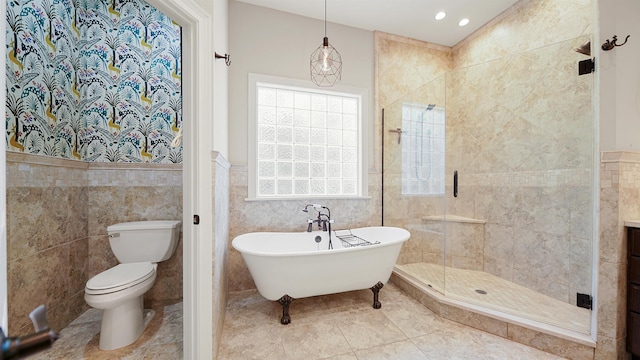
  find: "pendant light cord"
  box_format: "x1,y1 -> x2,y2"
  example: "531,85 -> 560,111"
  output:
324,0 -> 327,37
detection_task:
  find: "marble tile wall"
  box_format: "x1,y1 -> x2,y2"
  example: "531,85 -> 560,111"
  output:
448,221 -> 485,271
375,31 -> 452,117
451,0 -> 592,70
404,218 -> 486,271
227,166 -> 381,292
6,153 -> 88,335
446,0 -> 593,305
596,151 -> 640,359
6,152 -> 183,335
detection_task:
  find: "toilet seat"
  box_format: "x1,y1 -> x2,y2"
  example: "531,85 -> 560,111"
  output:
85,262 -> 156,295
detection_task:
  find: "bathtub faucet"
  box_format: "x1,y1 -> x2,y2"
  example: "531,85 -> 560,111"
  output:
302,204 -> 332,232
306,217 -> 328,232
302,204 -> 334,249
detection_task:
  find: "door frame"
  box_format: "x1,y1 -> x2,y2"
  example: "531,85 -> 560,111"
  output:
147,0 -> 215,358
0,0 -> 7,333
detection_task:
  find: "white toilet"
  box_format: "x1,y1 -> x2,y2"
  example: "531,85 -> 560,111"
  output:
84,220 -> 182,350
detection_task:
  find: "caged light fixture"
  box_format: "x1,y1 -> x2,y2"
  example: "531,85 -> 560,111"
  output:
310,0 -> 342,87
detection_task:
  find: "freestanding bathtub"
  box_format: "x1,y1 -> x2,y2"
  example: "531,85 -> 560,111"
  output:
232,226 -> 410,324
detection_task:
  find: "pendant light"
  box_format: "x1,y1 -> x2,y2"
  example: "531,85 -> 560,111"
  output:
310,0 -> 342,87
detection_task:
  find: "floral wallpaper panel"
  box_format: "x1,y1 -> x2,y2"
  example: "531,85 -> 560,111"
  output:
6,0 -> 182,163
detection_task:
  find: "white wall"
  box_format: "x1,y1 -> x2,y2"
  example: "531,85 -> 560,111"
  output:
598,0 -> 640,151
228,0 -> 375,166
213,0 -> 229,158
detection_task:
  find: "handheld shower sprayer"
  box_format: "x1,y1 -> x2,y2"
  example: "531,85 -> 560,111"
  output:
302,204 -> 325,213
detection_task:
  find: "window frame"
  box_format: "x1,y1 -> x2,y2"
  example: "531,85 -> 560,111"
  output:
247,73 -> 369,200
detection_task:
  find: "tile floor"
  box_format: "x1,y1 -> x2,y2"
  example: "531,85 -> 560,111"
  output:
35,281 -> 574,359
395,262 -> 591,334
30,302 -> 182,360
218,282 -> 567,359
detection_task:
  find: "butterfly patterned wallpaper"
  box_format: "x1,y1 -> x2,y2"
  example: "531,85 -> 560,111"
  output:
6,0 -> 182,163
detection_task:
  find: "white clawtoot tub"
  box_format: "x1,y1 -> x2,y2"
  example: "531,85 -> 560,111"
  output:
232,226 -> 409,324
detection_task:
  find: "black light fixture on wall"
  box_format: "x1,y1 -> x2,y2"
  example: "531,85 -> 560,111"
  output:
310,0 -> 342,87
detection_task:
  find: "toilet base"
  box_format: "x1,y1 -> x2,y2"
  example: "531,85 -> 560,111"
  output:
98,296 -> 155,350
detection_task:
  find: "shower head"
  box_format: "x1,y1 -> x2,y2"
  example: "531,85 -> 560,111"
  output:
426,104 -> 436,111
574,41 -> 591,56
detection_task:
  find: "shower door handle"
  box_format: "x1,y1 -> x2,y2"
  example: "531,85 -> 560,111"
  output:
453,171 -> 458,198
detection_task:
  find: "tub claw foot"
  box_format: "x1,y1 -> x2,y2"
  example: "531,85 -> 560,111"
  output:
370,281 -> 384,309
278,295 -> 294,325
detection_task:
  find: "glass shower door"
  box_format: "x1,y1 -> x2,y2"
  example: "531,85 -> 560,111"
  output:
382,75 -> 447,294
442,35 -> 594,334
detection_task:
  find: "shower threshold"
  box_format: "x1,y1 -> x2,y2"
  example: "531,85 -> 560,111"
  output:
392,263 -> 595,356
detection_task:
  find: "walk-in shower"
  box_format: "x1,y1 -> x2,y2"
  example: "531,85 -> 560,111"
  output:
383,34 -> 595,336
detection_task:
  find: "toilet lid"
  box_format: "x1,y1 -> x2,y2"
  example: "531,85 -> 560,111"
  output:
86,262 -> 156,294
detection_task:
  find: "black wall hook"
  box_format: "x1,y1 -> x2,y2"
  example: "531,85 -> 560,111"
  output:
215,52 -> 231,66
602,35 -> 630,51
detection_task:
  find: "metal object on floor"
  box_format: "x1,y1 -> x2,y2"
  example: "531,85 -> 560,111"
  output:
0,305 -> 59,360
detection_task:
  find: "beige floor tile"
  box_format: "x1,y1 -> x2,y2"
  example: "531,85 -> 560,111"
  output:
470,329 -> 566,360
224,289 -> 282,331
30,320 -> 102,359
320,353 -> 358,360
411,327 -> 497,359
286,293 -> 332,321
150,308 -> 183,346
332,308 -> 406,351
218,321 -> 286,359
353,340 -> 427,359
322,288 -> 374,311
380,290 -> 441,338
142,341 -> 183,359
281,314 -> 353,360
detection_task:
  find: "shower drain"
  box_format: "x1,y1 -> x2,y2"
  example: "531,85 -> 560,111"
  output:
475,289 -> 487,295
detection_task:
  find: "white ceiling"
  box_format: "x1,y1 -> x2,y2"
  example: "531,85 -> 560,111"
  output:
234,0 -> 521,47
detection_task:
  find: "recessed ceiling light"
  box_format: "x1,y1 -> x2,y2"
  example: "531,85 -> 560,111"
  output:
458,18 -> 470,26
435,12 -> 446,20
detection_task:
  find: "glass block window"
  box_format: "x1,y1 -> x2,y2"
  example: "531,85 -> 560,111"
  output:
401,103 -> 445,195
249,74 -> 365,199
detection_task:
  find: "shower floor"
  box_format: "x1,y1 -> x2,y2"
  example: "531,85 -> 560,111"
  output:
394,262 -> 591,334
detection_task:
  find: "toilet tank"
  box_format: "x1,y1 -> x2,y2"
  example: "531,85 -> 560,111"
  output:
107,220 -> 182,263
